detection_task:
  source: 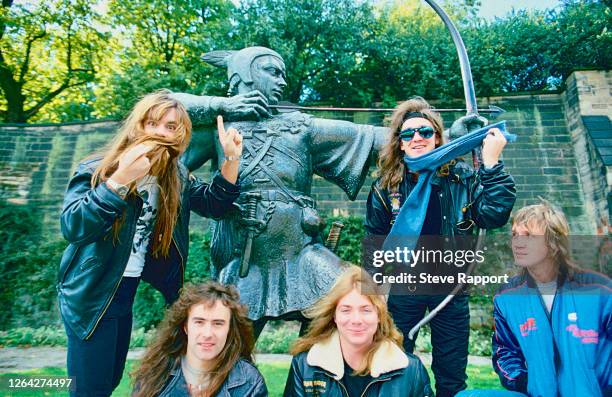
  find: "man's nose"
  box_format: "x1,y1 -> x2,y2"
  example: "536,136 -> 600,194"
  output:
350,311 -> 363,324
278,77 -> 287,88
201,323 -> 213,337
412,131 -> 425,141
154,129 -> 170,138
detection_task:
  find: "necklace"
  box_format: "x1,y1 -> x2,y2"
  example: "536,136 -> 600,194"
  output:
181,356 -> 209,390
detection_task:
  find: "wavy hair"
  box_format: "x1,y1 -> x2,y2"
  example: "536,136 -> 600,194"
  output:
290,266 -> 403,375
378,97 -> 446,192
90,89 -> 191,257
512,199 -> 578,278
132,282 -> 255,397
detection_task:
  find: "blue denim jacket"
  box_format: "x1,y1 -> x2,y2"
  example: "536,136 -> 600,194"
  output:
158,359 -> 268,397
58,158 -> 240,340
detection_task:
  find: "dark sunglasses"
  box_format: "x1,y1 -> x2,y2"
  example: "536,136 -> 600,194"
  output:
399,125 -> 435,141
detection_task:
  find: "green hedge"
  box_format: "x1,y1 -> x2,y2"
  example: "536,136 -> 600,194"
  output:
0,323 -> 493,356
0,202 -> 496,348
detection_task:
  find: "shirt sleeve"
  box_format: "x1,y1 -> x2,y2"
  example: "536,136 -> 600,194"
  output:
492,296 -> 528,392
60,162 -> 128,246
471,161 -> 517,229
309,117 -> 388,200
188,172 -> 240,220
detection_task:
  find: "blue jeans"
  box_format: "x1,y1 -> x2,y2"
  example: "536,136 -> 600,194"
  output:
64,277 -> 140,396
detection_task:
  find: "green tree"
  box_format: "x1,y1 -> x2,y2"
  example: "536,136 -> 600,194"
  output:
232,0 -> 378,104
348,0 -> 479,105
94,0 -> 234,119
0,0 -> 109,123
550,0 -> 611,83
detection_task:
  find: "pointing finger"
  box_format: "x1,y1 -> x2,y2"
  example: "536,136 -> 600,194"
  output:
217,115 -> 227,141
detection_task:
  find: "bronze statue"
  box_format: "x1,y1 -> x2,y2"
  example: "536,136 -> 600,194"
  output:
172,46 -> 387,337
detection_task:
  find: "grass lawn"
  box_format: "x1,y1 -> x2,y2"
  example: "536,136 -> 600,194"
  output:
0,360 -> 502,396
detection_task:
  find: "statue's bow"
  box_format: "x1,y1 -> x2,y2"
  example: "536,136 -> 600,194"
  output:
424,0 -> 478,117
407,0 -> 486,341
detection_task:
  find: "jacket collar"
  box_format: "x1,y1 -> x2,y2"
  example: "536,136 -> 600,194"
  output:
167,359 -> 247,396
306,331 -> 408,380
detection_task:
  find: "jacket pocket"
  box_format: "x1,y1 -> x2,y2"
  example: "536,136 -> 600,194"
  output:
58,245 -> 78,285
79,257 -> 102,273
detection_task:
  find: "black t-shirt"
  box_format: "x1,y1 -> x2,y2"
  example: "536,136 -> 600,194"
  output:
341,360 -> 374,396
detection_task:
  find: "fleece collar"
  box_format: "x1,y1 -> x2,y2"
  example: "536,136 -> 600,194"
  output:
306,331 -> 408,380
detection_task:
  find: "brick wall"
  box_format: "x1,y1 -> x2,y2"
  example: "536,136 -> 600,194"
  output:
0,70 -> 609,235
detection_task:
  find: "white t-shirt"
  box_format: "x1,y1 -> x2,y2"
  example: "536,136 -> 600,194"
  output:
123,176 -> 159,278
536,280 -> 557,314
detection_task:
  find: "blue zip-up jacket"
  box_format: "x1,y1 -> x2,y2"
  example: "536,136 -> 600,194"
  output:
492,269 -> 611,397
58,159 -> 240,340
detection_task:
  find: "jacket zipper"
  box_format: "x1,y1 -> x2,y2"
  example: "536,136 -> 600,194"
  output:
338,381 -> 350,397
360,378 -> 386,397
373,185 -> 390,213
537,285 -> 561,396
85,198 -> 141,340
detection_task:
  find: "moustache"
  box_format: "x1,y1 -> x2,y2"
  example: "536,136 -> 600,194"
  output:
129,134 -> 183,176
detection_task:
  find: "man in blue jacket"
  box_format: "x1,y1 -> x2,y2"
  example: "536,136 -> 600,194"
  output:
458,201 -> 611,397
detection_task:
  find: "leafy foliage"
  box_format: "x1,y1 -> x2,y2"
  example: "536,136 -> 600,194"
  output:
0,0 -> 609,121
0,201 -> 61,329
233,0 -> 378,104
0,0 -> 110,123
93,0 -> 234,119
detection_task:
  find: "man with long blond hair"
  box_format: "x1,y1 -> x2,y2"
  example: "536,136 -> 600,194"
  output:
132,282 -> 267,397
283,266 -> 433,396
457,201 -> 611,397
58,90 -> 242,396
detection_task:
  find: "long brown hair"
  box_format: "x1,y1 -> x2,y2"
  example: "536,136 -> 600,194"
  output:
90,89 -> 191,257
378,97 -> 446,192
132,282 -> 255,397
512,199 -> 579,278
290,266 -> 403,375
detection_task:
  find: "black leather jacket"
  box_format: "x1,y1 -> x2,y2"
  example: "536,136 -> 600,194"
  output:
58,159 -> 239,340
365,161 -> 516,236
155,359 -> 268,397
283,332 -> 433,397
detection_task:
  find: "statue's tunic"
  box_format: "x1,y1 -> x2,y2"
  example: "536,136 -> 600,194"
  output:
183,111 -> 383,320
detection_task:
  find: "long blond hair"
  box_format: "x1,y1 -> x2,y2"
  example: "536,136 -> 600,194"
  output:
290,266 -> 403,375
378,97 -> 446,192
132,282 -> 255,397
90,89 -> 192,257
512,200 -> 578,278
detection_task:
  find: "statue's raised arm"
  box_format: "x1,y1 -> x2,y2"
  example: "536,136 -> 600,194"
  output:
172,46 -> 387,339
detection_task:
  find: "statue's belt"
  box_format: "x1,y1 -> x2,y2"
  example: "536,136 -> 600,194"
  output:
236,189 -> 315,208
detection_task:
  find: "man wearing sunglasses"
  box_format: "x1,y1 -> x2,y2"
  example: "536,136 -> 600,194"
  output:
365,97 -> 516,397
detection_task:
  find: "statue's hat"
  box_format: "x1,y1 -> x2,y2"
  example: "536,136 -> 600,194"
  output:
201,46 -> 284,84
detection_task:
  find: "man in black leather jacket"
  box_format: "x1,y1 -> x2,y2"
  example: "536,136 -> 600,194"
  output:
364,98 -> 516,397
58,91 -> 241,396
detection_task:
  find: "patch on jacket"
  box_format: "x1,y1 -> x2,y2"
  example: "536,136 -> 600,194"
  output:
389,192 -> 402,224
303,379 -> 327,394
565,324 -> 599,344
519,317 -> 537,336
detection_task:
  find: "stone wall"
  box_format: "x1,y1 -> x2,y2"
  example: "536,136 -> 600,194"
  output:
562,70 -> 612,234
0,70 -> 609,235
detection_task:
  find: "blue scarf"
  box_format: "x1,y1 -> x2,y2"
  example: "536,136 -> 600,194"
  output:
382,120 -> 516,251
